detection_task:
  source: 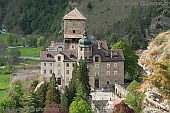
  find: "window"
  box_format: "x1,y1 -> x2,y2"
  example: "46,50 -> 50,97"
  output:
95,64 -> 99,68
44,63 -> 46,66
58,70 -> 61,75
50,63 -> 52,66
66,63 -> 69,67
89,47 -> 91,51
85,57 -> 87,59
44,70 -> 46,73
57,78 -> 61,85
107,71 -> 110,75
107,81 -> 109,84
73,30 -> 75,33
95,57 -> 99,62
72,63 -> 75,67
58,56 -> 61,61
85,48 -> 87,51
95,72 -> 99,77
114,63 -> 117,68
107,64 -> 110,68
80,47 -> 82,51
50,70 -> 52,74
58,62 -> 61,67
114,71 -> 117,75
66,70 -> 69,74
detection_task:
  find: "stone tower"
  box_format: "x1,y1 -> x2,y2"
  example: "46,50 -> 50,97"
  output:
63,8 -> 86,50
77,31 -> 92,61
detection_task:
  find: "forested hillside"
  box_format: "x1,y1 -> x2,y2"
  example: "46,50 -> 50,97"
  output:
1,0 -> 170,50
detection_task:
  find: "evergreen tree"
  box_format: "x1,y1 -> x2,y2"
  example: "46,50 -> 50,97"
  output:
29,80 -> 38,92
23,92 -> 43,113
35,81 -> 48,108
74,83 -> 88,102
68,63 -> 78,106
60,85 -> 69,110
45,73 -> 61,108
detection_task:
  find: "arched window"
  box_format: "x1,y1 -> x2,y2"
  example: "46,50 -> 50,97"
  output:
57,77 -> 61,85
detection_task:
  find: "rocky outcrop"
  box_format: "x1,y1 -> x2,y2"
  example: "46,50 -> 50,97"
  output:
138,30 -> 170,75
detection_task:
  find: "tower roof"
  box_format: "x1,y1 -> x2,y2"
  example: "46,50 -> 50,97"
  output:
78,31 -> 92,48
63,8 -> 86,20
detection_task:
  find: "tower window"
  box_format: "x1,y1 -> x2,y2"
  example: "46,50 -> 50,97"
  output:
73,30 -> 75,33
58,56 -> 61,61
95,57 -> 99,62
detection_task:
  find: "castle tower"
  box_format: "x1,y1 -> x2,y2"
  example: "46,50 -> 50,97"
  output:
77,31 -> 92,61
63,8 -> 86,50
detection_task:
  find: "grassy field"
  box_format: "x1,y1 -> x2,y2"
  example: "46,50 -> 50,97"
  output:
8,47 -> 43,57
0,74 -> 10,100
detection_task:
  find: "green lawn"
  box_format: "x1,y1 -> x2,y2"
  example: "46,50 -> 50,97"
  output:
8,47 -> 43,57
0,74 -> 10,100
18,47 -> 42,57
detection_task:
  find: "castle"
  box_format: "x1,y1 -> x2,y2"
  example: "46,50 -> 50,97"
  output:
40,8 -> 125,89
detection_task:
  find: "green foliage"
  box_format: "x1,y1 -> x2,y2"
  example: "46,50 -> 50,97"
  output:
2,62 -> 14,74
45,73 -> 61,108
87,2 -> 92,10
37,36 -> 45,47
23,92 -> 43,113
60,86 -> 69,110
68,62 -> 91,106
111,41 -> 139,80
35,81 -> 48,108
125,91 -> 145,113
9,48 -> 21,62
6,34 -> 18,46
69,99 -> 92,113
7,85 -> 24,109
29,80 -> 38,92
0,97 -> 14,112
0,74 -> 10,100
127,80 -> 140,92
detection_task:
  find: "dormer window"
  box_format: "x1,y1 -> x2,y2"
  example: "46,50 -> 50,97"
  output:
46,53 -> 51,58
70,53 -> 73,59
73,30 -> 75,33
113,52 -> 118,58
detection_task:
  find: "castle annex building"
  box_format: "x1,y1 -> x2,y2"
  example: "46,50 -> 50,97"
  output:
40,8 -> 125,89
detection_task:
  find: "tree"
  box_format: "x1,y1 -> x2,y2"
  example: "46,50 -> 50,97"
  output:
9,48 -> 21,62
0,39 -> 7,66
45,73 -> 61,108
111,41 -> 139,80
68,62 -> 91,106
23,92 -> 43,113
37,36 -> 45,47
36,81 -> 48,108
69,99 -> 92,113
125,81 -> 145,113
87,2 -> 92,10
126,80 -> 140,92
60,86 -> 69,110
8,85 -> 24,109
113,101 -> 135,113
147,61 -> 170,100
29,80 -> 38,92
0,97 -> 15,113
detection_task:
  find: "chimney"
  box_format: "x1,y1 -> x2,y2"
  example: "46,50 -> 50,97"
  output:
51,41 -> 54,48
98,42 -> 100,49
